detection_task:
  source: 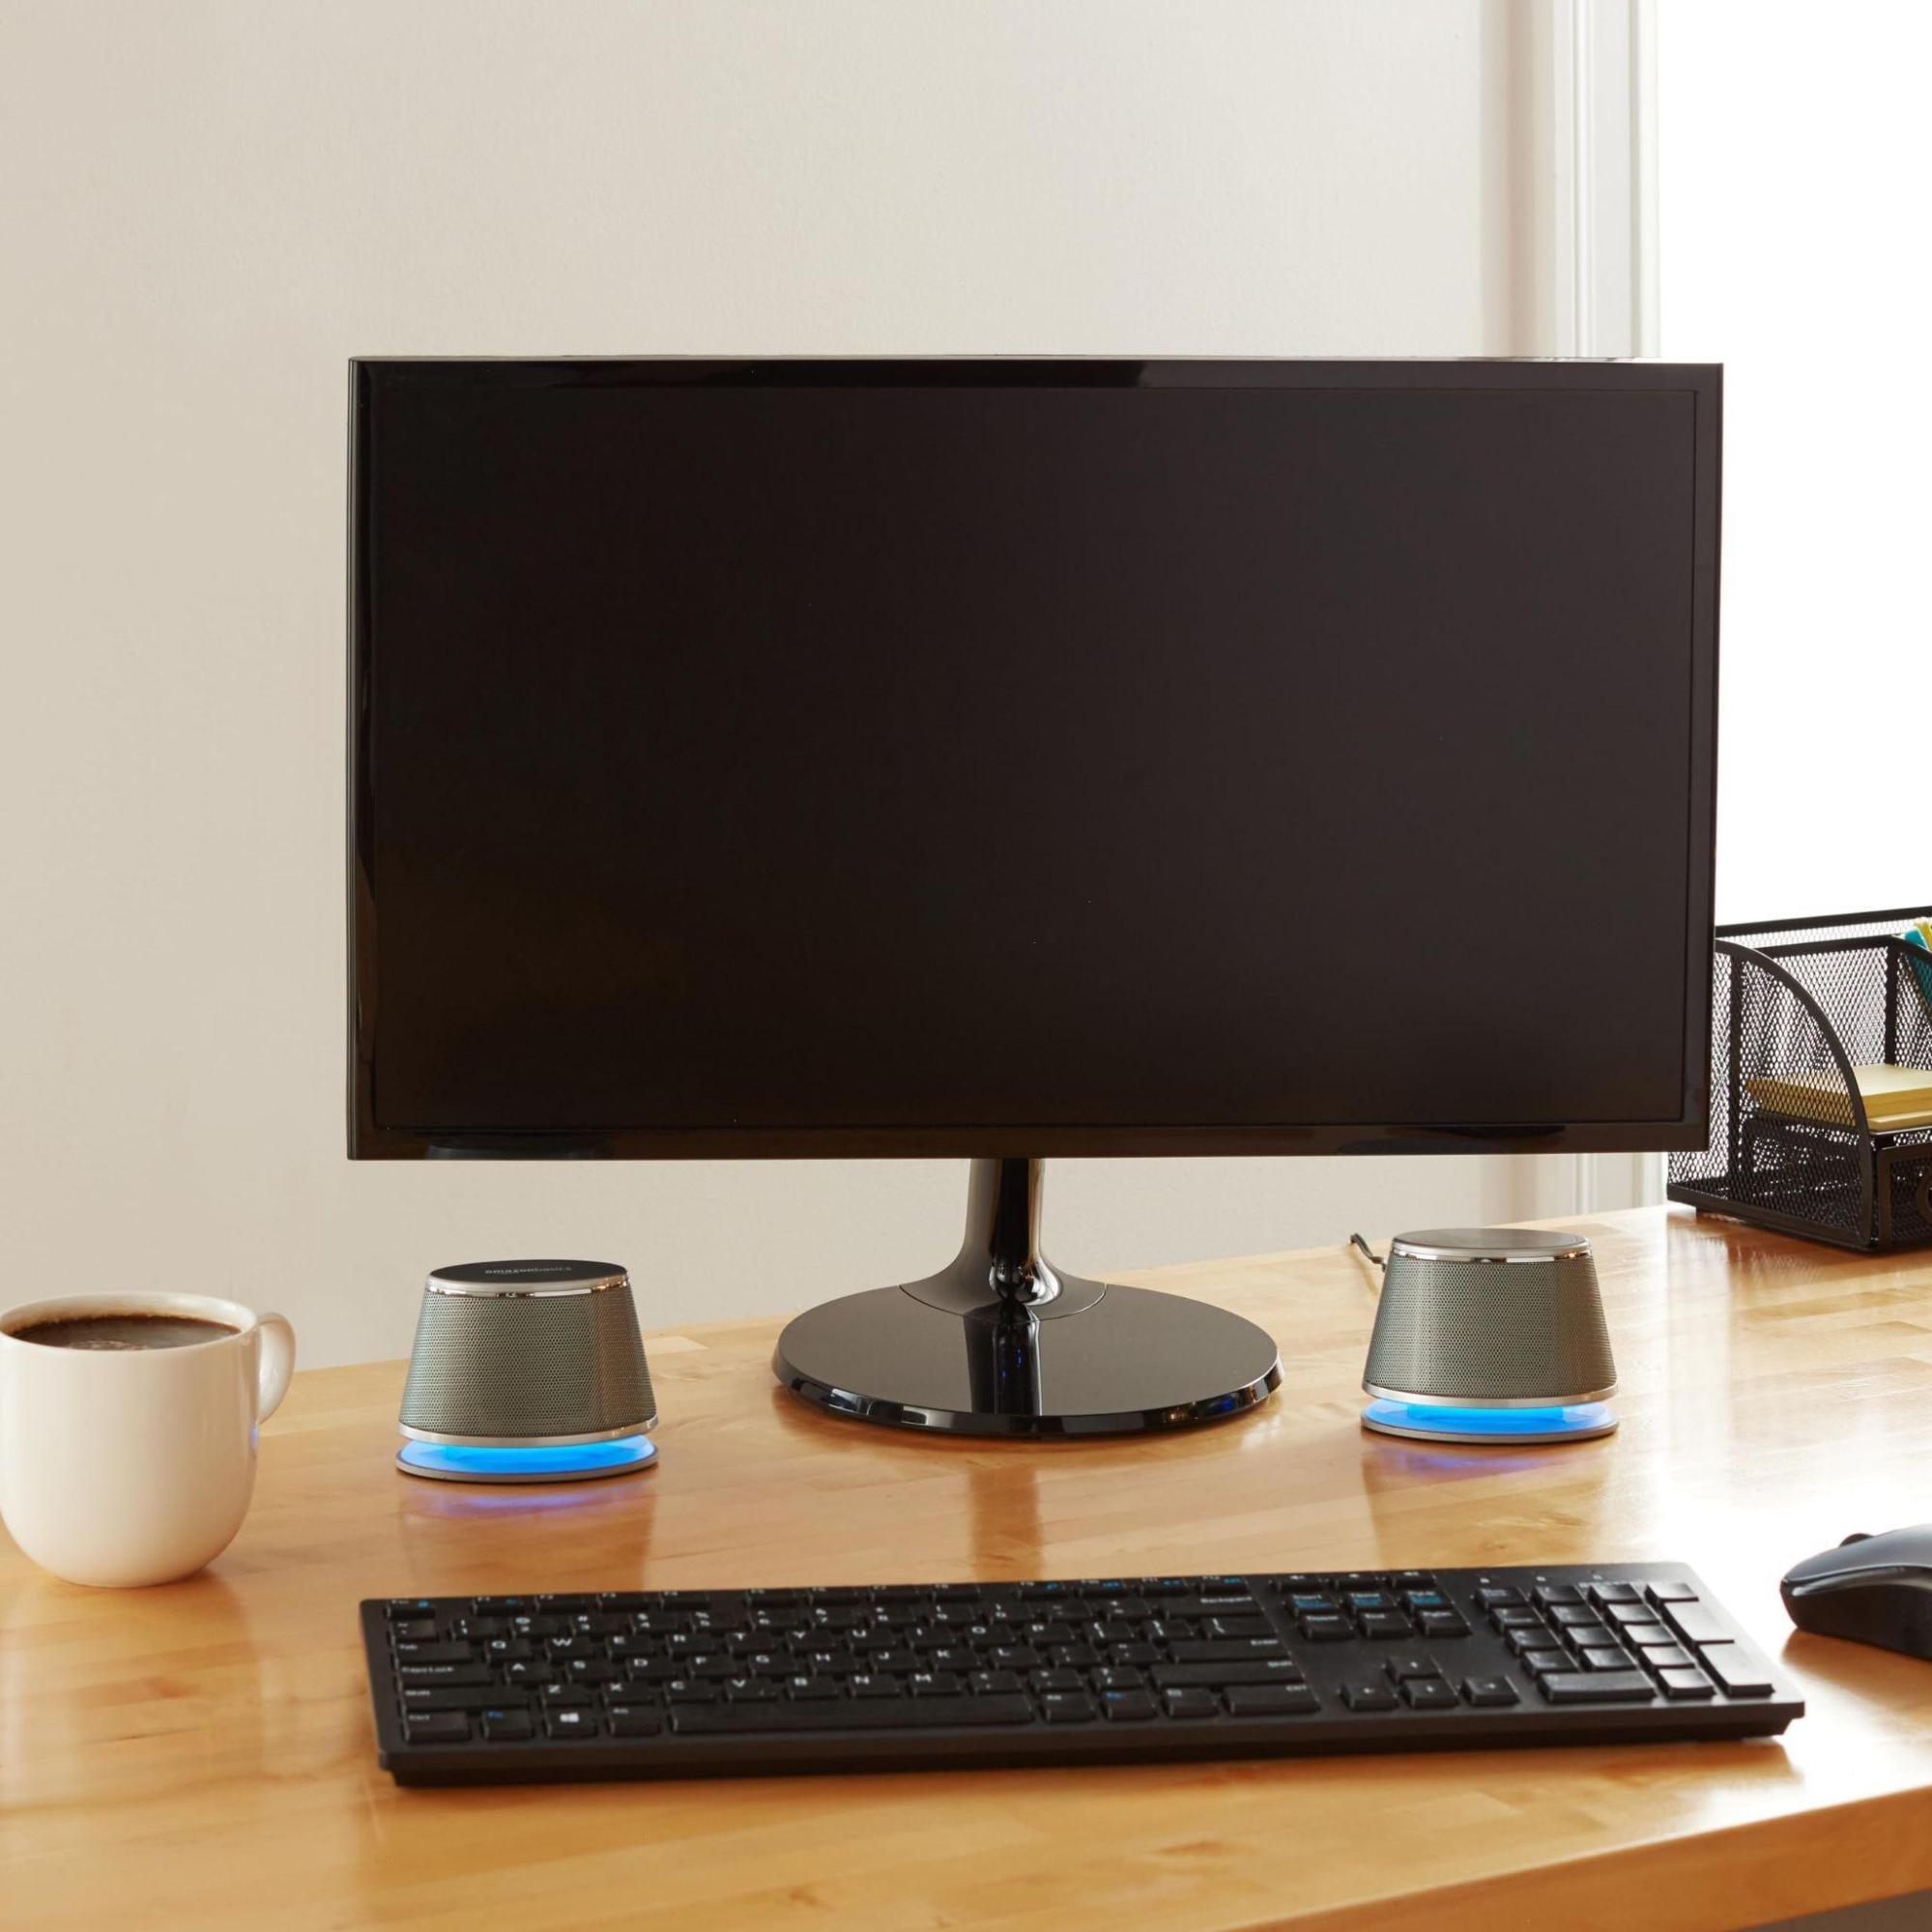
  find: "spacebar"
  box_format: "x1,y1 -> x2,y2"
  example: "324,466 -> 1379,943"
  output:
670,1695 -> 1036,1734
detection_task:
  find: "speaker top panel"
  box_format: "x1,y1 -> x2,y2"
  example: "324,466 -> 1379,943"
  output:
1388,1228 -> 1593,1264
425,1259 -> 629,1297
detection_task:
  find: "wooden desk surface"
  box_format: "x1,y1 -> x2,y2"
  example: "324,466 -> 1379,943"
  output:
6,1206 -> 1932,1931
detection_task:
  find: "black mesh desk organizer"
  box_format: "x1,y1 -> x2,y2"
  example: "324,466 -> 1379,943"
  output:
1670,907 -> 1932,1250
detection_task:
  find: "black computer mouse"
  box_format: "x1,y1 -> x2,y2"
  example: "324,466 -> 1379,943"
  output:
1782,1526 -> 1932,1658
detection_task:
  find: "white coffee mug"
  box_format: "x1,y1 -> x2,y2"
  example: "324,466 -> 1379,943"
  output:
0,1292 -> 296,1587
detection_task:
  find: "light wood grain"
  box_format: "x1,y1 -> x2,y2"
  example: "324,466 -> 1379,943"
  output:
6,1206 -> 1932,1931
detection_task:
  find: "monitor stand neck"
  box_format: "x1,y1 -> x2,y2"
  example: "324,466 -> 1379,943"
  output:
903,1159 -> 1104,1316
772,1156 -> 1282,1435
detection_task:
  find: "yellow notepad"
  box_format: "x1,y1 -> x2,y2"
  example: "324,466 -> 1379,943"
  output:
1745,1062 -> 1932,1133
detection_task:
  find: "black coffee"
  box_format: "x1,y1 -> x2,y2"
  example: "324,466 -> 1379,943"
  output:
11,1313 -> 238,1351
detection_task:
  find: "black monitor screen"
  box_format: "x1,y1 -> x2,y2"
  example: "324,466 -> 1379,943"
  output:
351,360 -> 1718,1157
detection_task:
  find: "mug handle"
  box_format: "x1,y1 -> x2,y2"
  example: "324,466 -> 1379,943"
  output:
255,1312 -> 297,1422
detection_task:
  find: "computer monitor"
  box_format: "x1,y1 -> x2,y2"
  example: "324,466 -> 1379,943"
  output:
349,358 -> 1720,1437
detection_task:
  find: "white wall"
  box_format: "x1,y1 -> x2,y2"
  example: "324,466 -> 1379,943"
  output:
1658,2 -> 1931,923
1,0 -> 1560,1369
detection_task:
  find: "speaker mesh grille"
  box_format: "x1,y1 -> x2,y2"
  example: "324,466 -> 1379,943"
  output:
399,1286 -> 656,1438
1364,1255 -> 1615,1400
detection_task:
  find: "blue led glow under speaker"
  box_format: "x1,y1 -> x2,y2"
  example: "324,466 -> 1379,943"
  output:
1359,1229 -> 1617,1445
396,1260 -> 659,1484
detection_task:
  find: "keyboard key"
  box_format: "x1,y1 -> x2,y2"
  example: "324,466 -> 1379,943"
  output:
968,1670 -> 1024,1696
1168,1640 -> 1285,1663
1533,1584 -> 1582,1608
1030,1668 -> 1085,1694
1578,1647 -> 1637,1672
1151,1660 -> 1304,1689
1206,1616 -> 1273,1639
403,1713 -> 469,1744
608,1705 -> 665,1736
672,1695 -> 1035,1735
402,1686 -> 519,1712
849,1674 -> 900,1698
1664,1603 -> 1732,1648
1040,1693 -> 1096,1723
1299,1615 -> 1352,1642
544,1709 -> 599,1739
788,1676 -> 845,1701
1462,1677 -> 1518,1708
1341,1682 -> 1398,1711
1586,1582 -> 1643,1607
1521,1652 -> 1574,1680
396,1663 -> 495,1686
1491,1607 -> 1543,1629
1476,1587 -> 1526,1609
1357,1614 -> 1411,1641
1538,1671 -> 1656,1704
1163,1688 -> 1221,1720
1417,1612 -> 1470,1638
1609,1602 -> 1660,1629
387,1599 -> 437,1619
1698,1643 -> 1774,1697
392,1641 -> 474,1664
480,1708 -> 534,1741
1646,1578 -> 1699,1605
1103,1691 -> 1159,1722
1226,1686 -> 1319,1716
1614,1622 -> 1667,1647
1551,1604 -> 1603,1628
1399,1678 -> 1459,1710
1382,1653 -> 1439,1682
391,1619 -> 438,1642
1506,1629 -> 1565,1658
1635,1643 -> 1695,1669
1658,1667 -> 1715,1701
1557,1620 -> 1612,1649
1401,1590 -> 1448,1611
1164,1596 -> 1254,1619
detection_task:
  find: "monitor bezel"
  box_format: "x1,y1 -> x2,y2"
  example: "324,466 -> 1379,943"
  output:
349,358 -> 1720,1160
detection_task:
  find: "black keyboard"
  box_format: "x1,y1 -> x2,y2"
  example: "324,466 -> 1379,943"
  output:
360,1563 -> 1802,1783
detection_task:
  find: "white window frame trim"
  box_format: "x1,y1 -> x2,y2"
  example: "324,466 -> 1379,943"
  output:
1549,0 -> 1667,1214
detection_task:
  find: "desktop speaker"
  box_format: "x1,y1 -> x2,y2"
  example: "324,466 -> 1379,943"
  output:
1360,1228 -> 1616,1444
395,1260 -> 659,1483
